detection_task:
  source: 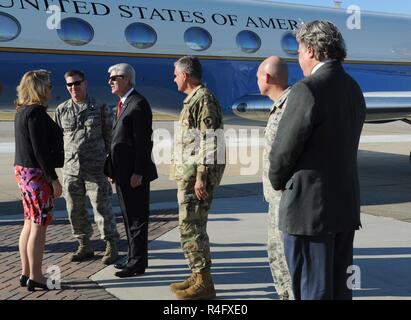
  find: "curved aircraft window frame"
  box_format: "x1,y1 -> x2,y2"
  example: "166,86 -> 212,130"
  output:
57,17 -> 94,46
236,30 -> 261,54
184,27 -> 213,52
281,32 -> 298,56
125,22 -> 157,49
0,12 -> 21,42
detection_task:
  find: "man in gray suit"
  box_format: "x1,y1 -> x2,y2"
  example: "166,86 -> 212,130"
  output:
268,21 -> 366,300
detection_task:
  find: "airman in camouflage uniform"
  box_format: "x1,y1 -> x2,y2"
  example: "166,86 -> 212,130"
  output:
257,56 -> 294,300
169,56 -> 225,300
55,70 -> 119,265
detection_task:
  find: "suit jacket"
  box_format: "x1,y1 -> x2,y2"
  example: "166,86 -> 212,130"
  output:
104,89 -> 158,186
268,61 -> 366,236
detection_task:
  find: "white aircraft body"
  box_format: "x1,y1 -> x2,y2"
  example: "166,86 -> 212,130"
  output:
0,0 -> 410,123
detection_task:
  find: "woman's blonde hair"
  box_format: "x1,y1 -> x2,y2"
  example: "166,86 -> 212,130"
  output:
15,70 -> 52,111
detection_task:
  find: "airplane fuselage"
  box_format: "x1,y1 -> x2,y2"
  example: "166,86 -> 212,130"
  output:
1,0 -> 411,122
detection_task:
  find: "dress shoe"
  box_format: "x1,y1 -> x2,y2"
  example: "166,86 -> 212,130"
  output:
115,267 -> 145,278
27,279 -> 49,292
19,275 -> 29,287
114,261 -> 128,270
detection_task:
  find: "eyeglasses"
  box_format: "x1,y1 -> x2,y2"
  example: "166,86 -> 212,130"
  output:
109,75 -> 125,82
66,80 -> 84,87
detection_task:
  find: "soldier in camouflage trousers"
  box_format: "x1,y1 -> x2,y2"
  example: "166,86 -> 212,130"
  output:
257,56 -> 294,300
55,70 -> 119,265
170,56 -> 225,300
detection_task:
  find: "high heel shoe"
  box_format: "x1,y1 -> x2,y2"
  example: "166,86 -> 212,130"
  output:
27,279 -> 49,292
19,275 -> 29,287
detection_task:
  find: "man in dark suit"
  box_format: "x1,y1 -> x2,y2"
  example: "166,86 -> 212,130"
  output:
268,21 -> 366,299
104,63 -> 158,278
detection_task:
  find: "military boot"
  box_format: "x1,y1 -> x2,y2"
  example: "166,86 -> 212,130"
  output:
71,239 -> 94,262
169,272 -> 197,293
279,291 -> 290,300
174,272 -> 216,300
101,240 -> 118,265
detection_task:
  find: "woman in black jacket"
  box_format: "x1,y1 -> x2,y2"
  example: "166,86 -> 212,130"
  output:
14,70 -> 63,291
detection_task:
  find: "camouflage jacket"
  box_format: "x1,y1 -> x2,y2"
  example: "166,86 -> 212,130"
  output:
262,87 -> 291,202
55,97 -> 113,176
170,85 -> 225,186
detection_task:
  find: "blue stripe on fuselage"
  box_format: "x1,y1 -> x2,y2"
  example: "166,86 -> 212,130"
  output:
1,52 -> 410,115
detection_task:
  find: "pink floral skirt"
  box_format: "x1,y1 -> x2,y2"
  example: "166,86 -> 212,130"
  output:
14,166 -> 54,226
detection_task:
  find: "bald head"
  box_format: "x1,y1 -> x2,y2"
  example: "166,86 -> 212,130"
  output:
257,56 -> 289,100
259,56 -> 288,86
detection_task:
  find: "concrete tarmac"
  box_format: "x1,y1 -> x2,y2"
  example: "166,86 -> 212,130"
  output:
1,120 -> 411,299
91,196 -> 411,300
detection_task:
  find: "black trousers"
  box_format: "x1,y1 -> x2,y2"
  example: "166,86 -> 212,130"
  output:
283,230 -> 355,300
116,182 -> 150,270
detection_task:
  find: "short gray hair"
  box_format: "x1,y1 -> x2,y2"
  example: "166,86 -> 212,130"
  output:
174,56 -> 202,81
296,20 -> 346,62
108,63 -> 136,87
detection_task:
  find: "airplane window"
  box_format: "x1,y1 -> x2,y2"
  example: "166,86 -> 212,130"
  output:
57,17 -> 94,46
125,23 -> 157,49
282,32 -> 298,56
236,30 -> 261,53
0,13 -> 21,42
184,27 -> 212,51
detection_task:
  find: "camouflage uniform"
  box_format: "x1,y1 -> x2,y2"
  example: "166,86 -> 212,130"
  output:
55,97 -> 119,243
262,87 -> 294,300
170,85 -> 225,273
